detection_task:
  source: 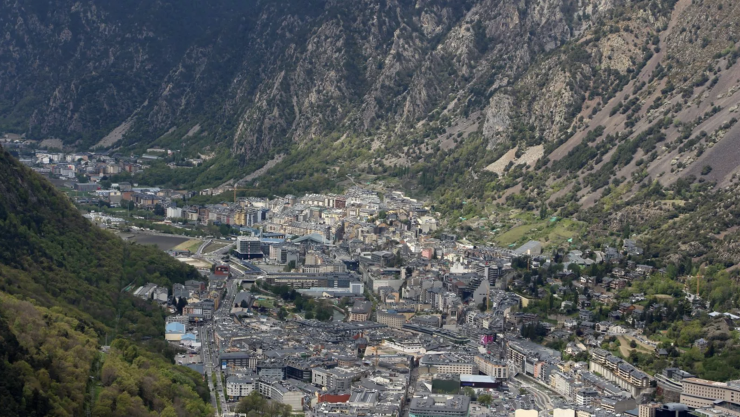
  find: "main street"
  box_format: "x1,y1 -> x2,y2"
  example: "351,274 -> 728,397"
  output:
201,323 -> 220,414
199,258 -> 241,416
186,239 -> 258,416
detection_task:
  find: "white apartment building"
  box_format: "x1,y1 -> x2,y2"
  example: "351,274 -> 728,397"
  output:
226,375 -> 254,399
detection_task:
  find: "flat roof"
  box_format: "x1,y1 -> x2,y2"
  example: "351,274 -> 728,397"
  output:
460,375 -> 496,383
684,378 -> 730,387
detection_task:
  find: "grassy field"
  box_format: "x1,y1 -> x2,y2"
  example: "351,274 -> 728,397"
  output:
131,234 -> 191,250
617,335 -> 654,357
494,218 -> 586,248
174,239 -> 203,253
255,298 -> 274,308
496,223 -> 544,246
654,294 -> 675,301
203,241 -> 229,254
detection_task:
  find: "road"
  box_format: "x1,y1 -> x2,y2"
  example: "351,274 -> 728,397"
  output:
196,239 -> 212,256
201,323 -> 220,414
512,376 -> 554,416
170,236 -> 243,416
201,276 -> 241,416
526,384 -> 552,414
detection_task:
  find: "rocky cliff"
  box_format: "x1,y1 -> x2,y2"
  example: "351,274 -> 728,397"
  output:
0,0 -> 618,150
3,0 -> 740,211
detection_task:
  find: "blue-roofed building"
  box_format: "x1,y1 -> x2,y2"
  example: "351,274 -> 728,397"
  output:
165,322 -> 186,341
292,233 -> 332,245
181,333 -> 198,347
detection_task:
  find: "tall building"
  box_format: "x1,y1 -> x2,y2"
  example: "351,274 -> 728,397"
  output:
236,236 -> 262,259
589,348 -> 651,397
474,354 -> 508,379
475,262 -> 500,285
270,244 -> 299,265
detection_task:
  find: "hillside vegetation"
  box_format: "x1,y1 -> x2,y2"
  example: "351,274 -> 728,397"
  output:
0,148 -> 212,416
6,0 -> 738,197
5,1 -> 740,281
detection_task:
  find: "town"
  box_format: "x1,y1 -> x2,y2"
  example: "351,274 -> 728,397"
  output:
15,142 -> 740,417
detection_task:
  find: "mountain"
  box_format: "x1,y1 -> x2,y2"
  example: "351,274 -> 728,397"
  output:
1,0 -> 587,152
0,147 -> 212,416
3,0 -> 740,200
4,1 -> 740,249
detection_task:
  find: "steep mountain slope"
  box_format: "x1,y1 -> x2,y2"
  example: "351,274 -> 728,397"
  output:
0,0 -> 628,155
0,147 -> 212,416
3,0 -> 740,209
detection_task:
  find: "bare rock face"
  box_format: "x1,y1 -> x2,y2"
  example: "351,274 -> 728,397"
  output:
483,93 -> 513,148
8,0 -> 736,211
0,0 -> 621,158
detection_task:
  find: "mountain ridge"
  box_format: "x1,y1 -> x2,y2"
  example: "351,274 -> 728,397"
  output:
4,0 -> 740,216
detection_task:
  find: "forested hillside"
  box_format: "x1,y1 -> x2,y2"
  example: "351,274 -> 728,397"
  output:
0,147 -> 212,416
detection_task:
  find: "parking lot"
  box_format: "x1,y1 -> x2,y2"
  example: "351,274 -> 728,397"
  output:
175,352 -> 202,366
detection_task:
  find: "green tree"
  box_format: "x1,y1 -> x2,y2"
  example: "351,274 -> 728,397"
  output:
316,308 -> 332,321
236,391 -> 267,414
478,393 -> 493,406
236,391 -> 291,416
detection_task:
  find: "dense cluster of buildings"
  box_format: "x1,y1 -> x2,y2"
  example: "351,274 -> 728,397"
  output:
33,143 -> 736,417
